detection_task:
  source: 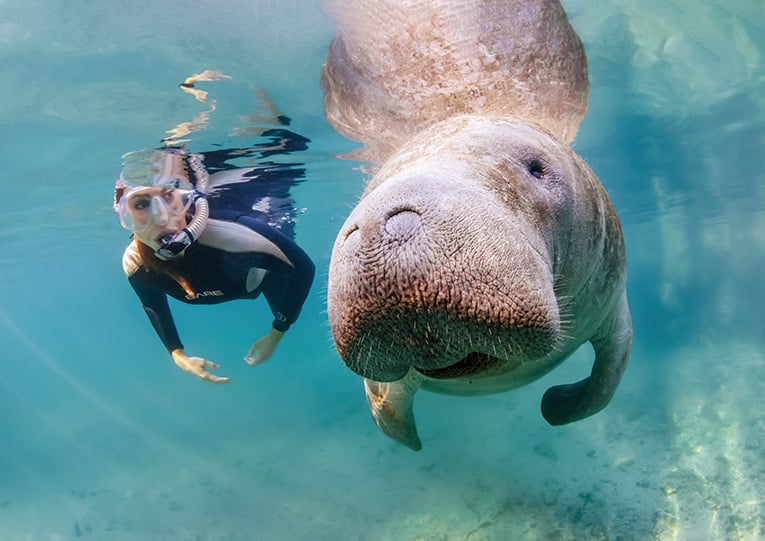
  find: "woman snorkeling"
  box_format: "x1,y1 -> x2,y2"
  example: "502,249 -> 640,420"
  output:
113,132 -> 315,384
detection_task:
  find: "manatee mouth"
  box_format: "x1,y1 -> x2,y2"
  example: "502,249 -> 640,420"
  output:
335,313 -> 559,383
416,352 -> 499,379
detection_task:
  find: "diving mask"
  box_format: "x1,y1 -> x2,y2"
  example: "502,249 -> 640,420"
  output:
117,187 -> 193,234
114,147 -> 210,259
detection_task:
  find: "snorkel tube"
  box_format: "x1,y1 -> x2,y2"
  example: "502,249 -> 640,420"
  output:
155,192 -> 208,260
154,152 -> 210,261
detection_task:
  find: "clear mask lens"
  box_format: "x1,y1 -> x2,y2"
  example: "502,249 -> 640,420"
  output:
118,189 -> 191,233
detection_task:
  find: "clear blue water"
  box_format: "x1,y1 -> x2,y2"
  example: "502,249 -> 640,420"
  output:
1,1 -> 763,539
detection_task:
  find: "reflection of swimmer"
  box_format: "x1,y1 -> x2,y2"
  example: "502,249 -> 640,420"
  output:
165,70 -> 289,146
163,70 -> 232,146
113,130 -> 315,383
179,69 -> 232,102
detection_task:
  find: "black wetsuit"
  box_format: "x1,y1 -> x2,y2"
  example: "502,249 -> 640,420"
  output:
121,131 -> 315,353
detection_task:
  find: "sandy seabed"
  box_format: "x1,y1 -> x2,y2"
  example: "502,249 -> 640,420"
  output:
1,341 -> 763,541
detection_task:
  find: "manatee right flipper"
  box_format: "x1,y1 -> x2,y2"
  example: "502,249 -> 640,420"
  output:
364,369 -> 424,451
541,292 -> 633,425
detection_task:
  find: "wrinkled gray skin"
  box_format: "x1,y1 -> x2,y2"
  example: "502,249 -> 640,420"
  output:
323,0 -> 632,451
321,0 -> 589,160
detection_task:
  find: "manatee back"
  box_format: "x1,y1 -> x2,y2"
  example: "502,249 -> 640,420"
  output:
322,0 -> 588,161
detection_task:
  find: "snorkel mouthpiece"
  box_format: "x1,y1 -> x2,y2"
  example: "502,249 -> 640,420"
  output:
154,192 -> 209,260
156,229 -> 194,260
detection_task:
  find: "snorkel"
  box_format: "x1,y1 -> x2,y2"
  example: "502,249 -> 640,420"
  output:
155,191 -> 208,260
153,151 -> 210,260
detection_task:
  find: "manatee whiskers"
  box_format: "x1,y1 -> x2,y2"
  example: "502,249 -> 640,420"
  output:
555,303 -> 577,339
360,329 -> 378,381
552,273 -> 572,298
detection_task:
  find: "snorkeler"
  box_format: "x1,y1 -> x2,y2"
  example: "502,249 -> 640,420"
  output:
113,135 -> 315,384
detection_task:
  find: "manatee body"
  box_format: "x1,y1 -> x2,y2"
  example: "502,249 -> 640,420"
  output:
327,115 -> 631,450
322,0 -> 632,450
321,0 -> 589,162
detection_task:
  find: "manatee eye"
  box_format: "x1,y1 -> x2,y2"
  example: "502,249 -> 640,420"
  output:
527,159 -> 545,179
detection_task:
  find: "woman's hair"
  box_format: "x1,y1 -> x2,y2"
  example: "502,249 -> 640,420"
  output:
135,239 -> 196,298
114,185 -> 126,207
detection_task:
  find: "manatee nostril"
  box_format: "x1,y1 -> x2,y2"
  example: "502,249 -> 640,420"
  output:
384,208 -> 422,240
344,224 -> 359,238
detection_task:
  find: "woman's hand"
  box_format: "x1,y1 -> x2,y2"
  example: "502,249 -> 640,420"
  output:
244,328 -> 285,366
171,349 -> 230,384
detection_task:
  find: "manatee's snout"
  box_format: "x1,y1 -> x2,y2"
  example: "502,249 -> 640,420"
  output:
328,174 -> 561,383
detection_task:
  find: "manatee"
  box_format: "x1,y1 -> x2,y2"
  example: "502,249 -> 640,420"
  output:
322,0 -> 632,451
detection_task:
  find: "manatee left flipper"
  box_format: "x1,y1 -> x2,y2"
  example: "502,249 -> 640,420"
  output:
364,369 -> 424,451
542,292 -> 633,425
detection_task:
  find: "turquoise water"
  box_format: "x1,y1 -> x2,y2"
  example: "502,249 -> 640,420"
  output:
1,1 -> 764,540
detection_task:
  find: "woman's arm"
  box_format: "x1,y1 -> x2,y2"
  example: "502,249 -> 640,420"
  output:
128,271 -> 229,383
235,215 -> 316,363
128,272 -> 184,352
235,215 -> 316,333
